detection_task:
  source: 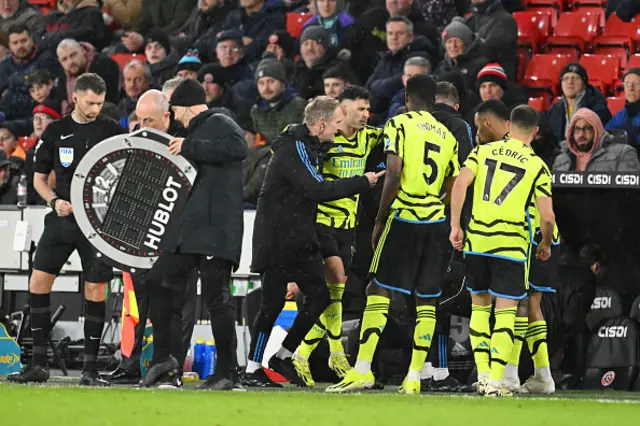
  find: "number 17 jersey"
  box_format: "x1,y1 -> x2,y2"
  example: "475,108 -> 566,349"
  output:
463,138 -> 551,261
384,111 -> 459,223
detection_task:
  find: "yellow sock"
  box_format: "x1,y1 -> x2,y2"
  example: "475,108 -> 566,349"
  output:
297,317 -> 326,358
489,307 -> 517,382
356,295 -> 390,363
326,283 -> 345,353
507,316 -> 529,366
526,320 -> 550,369
409,305 -> 436,373
470,304 -> 492,376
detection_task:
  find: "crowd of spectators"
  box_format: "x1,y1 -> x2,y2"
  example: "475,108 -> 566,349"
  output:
1,0 -> 640,204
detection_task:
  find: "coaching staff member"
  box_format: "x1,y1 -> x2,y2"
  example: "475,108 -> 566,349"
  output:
103,90 -> 198,387
243,96 -> 385,387
8,74 -> 124,386
140,79 -> 248,391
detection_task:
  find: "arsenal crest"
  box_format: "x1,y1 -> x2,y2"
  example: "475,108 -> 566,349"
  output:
71,128 -> 198,272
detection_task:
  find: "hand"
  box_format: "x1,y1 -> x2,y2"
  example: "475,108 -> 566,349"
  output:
449,226 -> 464,251
55,200 -> 73,217
536,242 -> 551,261
286,282 -> 299,300
242,37 -> 253,46
122,31 -> 144,52
168,137 -> 184,155
364,170 -> 386,187
372,219 -> 385,249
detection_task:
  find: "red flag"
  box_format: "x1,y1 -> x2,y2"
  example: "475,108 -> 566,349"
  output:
121,272 -> 139,358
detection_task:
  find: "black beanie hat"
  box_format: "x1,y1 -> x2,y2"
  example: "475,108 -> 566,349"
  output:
170,78 -> 206,107
146,29 -> 171,54
624,67 -> 640,80
267,30 -> 296,58
197,63 -> 228,87
560,63 -> 588,85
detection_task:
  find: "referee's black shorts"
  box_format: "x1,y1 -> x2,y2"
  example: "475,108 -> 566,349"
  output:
369,216 -> 450,298
33,212 -> 114,283
316,224 -> 355,271
527,244 -> 560,293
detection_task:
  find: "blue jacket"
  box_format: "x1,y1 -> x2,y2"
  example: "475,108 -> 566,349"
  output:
303,11 -> 355,47
605,100 -> 640,148
0,47 -> 61,120
223,0 -> 286,63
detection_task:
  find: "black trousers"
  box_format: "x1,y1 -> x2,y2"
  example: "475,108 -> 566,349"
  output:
248,260 -> 330,364
148,252 -> 238,379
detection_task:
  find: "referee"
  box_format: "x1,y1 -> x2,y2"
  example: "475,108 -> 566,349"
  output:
8,74 -> 125,386
140,79 -> 248,391
243,96 -> 384,387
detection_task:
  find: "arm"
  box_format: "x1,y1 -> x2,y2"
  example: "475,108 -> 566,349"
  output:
181,133 -> 249,165
368,73 -> 404,106
535,195 -> 555,247
44,9 -> 106,49
374,153 -> 401,223
279,141 -> 370,202
25,10 -> 46,38
33,172 -> 57,205
450,167 -> 475,231
616,146 -> 640,172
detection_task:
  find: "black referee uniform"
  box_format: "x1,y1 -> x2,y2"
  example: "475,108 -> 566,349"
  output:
10,114 -> 123,385
244,124 -> 371,386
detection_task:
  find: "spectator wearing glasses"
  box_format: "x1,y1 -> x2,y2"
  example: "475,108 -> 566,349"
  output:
606,68 -> 640,149
553,108 -> 640,172
547,63 -> 611,145
214,30 -> 254,87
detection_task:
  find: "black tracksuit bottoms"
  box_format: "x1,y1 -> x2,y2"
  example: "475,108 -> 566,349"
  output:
248,260 -> 330,363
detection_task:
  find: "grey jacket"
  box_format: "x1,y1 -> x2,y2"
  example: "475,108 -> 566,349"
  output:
552,131 -> 640,172
0,1 -> 46,38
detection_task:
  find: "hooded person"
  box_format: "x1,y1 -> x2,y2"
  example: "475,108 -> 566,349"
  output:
252,58 -> 307,143
547,63 -> 612,144
552,108 -> 640,172
302,0 -> 355,47
139,78 -> 248,391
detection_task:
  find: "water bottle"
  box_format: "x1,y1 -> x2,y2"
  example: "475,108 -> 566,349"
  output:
203,338 -> 216,380
17,174 -> 27,208
193,338 -> 206,379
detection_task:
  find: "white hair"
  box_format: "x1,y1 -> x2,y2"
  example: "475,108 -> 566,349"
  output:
123,59 -> 152,81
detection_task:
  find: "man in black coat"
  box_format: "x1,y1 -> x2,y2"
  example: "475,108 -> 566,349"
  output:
103,90 -> 198,387
140,79 -> 248,391
242,96 -> 384,387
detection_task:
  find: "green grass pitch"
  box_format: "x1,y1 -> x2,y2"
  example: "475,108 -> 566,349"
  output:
2,381 -> 640,426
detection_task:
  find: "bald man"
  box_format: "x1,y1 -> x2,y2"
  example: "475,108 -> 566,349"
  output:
103,90 -> 195,388
56,38 -> 120,113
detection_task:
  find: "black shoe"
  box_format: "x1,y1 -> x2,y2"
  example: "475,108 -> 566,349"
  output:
241,368 -> 282,388
196,374 -> 234,391
428,375 -> 462,392
79,371 -> 111,387
268,356 -> 306,387
101,364 -> 142,385
157,373 -> 183,389
139,356 -> 179,388
7,364 -> 50,384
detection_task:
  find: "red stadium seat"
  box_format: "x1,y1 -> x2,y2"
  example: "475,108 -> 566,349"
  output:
514,11 -> 553,53
594,13 -> 640,54
528,97 -> 547,112
28,0 -> 56,5
547,11 -> 602,56
523,0 -> 566,13
286,12 -> 313,39
18,136 -> 37,152
111,53 -> 145,70
523,54 -> 574,96
579,54 -> 621,95
567,0 -> 606,8
523,6 -> 559,29
592,45 -> 629,69
627,55 -> 640,71
606,97 -> 626,116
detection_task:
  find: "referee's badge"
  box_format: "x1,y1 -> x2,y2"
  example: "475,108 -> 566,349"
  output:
59,147 -> 74,167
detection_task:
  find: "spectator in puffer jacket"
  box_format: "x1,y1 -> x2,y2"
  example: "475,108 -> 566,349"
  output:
0,0 -> 45,39
606,68 -> 640,150
293,26 -> 342,100
41,0 -> 107,51
365,16 -> 434,124
553,108 -> 640,172
462,0 -> 518,80
222,0 -> 285,64
547,63 -> 612,145
303,0 -> 354,47
0,24 -> 60,121
432,19 -> 489,91
251,58 -> 307,143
